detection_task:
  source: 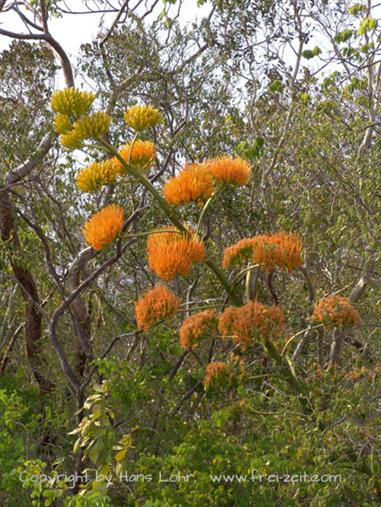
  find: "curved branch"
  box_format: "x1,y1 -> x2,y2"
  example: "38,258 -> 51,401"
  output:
0,28 -> 74,87
6,134 -> 51,185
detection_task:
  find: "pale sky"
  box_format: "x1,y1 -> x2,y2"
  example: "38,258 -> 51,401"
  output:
0,1 -> 210,57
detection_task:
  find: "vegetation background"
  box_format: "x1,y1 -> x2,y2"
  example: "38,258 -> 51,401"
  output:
0,0 -> 380,505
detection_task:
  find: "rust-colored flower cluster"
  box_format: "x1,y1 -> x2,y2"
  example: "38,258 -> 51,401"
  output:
218,301 -> 285,350
116,140 -> 156,172
147,227 -> 206,281
311,295 -> 360,328
83,204 -> 124,251
223,232 -> 303,272
163,163 -> 214,206
75,160 -> 119,192
179,310 -> 217,349
203,361 -> 232,390
135,285 -> 180,331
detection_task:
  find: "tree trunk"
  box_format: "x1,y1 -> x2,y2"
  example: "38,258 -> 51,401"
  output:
0,190 -> 53,393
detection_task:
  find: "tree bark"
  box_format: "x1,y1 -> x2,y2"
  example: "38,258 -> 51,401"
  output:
0,190 -> 53,393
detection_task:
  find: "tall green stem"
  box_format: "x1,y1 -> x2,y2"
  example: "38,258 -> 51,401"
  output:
101,140 -> 309,402
264,339 -> 310,412
100,140 -> 241,305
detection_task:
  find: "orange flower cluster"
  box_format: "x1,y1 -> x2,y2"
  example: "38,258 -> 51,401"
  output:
222,238 -> 257,268
162,157 -> 252,207
163,163 -> 214,206
223,232 -> 303,272
83,204 -> 124,251
135,285 -> 180,331
115,140 -> 156,172
252,232 -> 303,272
147,227 -> 206,280
203,361 -> 232,390
205,156 -> 251,185
218,301 -> 285,350
179,310 -> 217,349
311,295 -> 360,328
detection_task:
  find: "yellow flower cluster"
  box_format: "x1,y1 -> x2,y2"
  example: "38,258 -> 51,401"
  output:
53,113 -> 72,135
51,88 -> 96,117
60,112 -> 111,149
124,105 -> 162,131
311,295 -> 360,328
147,226 -> 206,281
83,204 -> 124,251
51,89 -> 110,149
75,160 -> 119,193
135,285 -> 180,331
223,232 -> 303,272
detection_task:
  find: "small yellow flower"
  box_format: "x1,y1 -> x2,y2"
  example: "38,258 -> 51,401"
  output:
75,160 -> 119,192
124,105 -> 162,131
51,88 -> 96,117
83,204 -> 124,251
60,112 -> 111,149
53,113 -> 72,134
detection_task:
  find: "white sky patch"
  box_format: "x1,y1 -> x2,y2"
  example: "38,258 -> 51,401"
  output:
0,1 -> 210,56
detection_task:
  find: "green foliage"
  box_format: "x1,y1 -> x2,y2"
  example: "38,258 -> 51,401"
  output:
236,137 -> 265,161
348,4 -> 367,16
0,385 -> 40,506
335,29 -> 354,43
302,47 -> 321,59
358,17 -> 378,35
268,79 -> 284,93
1,2 -> 381,506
